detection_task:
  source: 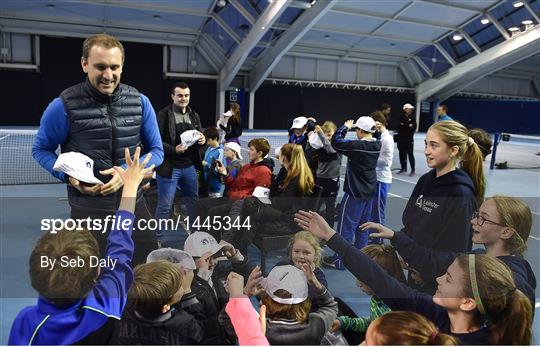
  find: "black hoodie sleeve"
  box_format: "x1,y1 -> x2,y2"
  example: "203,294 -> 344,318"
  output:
326,232 -> 449,326
391,231 -> 457,280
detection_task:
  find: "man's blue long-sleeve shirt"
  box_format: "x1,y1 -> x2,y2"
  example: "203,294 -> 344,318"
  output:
32,94 -> 163,182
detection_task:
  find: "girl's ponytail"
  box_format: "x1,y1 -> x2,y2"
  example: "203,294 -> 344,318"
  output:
490,289 -> 532,345
461,138 -> 485,205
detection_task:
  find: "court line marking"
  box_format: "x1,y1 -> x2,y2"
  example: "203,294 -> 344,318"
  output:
536,302 -> 540,308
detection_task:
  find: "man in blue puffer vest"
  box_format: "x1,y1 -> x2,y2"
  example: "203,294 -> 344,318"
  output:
32,34 -> 164,265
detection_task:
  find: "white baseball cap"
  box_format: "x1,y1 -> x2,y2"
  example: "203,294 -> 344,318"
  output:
290,116 -> 308,130
53,152 -> 103,184
308,132 -> 323,149
262,265 -> 308,305
224,142 -> 243,160
275,146 -> 282,158
353,116 -> 376,133
402,103 -> 415,110
223,110 -> 233,117
252,186 -> 271,204
184,232 -> 225,258
180,129 -> 202,148
147,248 -> 196,271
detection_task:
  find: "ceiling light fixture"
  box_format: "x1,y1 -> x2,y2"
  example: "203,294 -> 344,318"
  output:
522,19 -> 533,25
452,33 -> 463,41
153,15 -> 161,20
217,0 -> 226,8
512,1 -> 524,8
508,26 -> 520,32
46,3 -> 55,10
480,18 -> 490,25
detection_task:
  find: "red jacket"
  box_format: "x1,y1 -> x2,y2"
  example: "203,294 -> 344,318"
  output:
225,161 -> 272,200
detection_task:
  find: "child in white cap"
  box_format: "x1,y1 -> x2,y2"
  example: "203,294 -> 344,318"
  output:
223,142 -> 243,179
184,232 -> 252,344
260,264 -> 338,345
325,116 -> 381,270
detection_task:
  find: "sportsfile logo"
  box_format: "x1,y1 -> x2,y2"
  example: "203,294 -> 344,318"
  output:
415,195 -> 440,213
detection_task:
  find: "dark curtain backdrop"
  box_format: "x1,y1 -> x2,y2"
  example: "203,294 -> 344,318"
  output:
0,36 -> 217,127
444,98 -> 540,135
254,84 -> 416,130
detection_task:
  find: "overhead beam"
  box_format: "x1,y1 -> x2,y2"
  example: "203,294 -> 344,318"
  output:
286,51 -> 398,66
211,14 -> 242,43
229,0 -> 255,24
413,56 -> 433,78
532,77 -> 540,96
330,6 -> 456,30
434,42 -> 456,66
312,25 -> 431,45
249,0 -> 337,92
459,29 -> 481,54
292,42 -> 412,59
66,0 -> 209,17
398,61 -> 415,86
484,12 -> 510,39
417,26 -> 540,101
522,1 -> 540,24
220,0 -> 291,89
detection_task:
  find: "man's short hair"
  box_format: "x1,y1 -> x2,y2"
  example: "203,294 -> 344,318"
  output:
371,112 -> 387,127
82,34 -> 124,63
440,104 -> 448,113
171,82 -> 190,95
203,127 -> 220,141
380,103 -> 391,111
30,229 -> 99,307
248,138 -> 270,158
128,261 -> 182,319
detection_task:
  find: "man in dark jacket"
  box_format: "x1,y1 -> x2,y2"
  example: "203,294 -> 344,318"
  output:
32,33 -> 164,265
397,103 -> 416,176
155,82 -> 206,237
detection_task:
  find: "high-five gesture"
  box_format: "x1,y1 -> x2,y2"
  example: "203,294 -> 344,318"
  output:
115,147 -> 154,212
294,210 -> 336,241
360,222 -> 395,240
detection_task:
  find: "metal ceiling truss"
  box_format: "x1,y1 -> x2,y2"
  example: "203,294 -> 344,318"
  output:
417,25 -> 540,101
415,0 -> 481,14
292,42 -> 412,59
66,0 -> 210,17
455,91 -> 540,101
220,0 -> 291,89
433,42 -> 456,66
249,0 -> 338,92
412,56 -> 433,77
312,25 -> 432,45
459,29 -> 481,54
286,51 -> 398,66
268,78 -> 415,93
522,1 -> 540,23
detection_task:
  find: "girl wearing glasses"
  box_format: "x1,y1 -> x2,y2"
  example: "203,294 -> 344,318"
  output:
295,210 -> 533,345
361,195 -> 536,305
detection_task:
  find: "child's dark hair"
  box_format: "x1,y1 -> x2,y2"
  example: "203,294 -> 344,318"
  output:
371,311 -> 459,345
203,127 -> 220,141
128,261 -> 183,319
361,244 -> 406,283
468,128 -> 492,160
29,229 -> 100,307
371,112 -> 387,128
247,138 -> 270,158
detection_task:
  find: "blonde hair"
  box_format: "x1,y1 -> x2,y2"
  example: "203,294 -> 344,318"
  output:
429,121 -> 485,204
288,231 -> 323,267
279,143 -> 314,195
371,311 -> 459,345
487,196 -> 532,255
456,254 -> 532,345
261,290 -> 311,323
321,121 -> 337,133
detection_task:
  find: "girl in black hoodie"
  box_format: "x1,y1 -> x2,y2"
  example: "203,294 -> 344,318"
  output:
398,120 -> 485,292
295,211 -> 533,346
362,195 -> 536,305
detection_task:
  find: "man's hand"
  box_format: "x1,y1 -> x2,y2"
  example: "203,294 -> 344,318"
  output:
225,272 -> 245,297
99,168 -> 124,196
68,177 -> 102,196
198,134 -> 206,146
344,120 -> 355,129
219,240 -> 238,259
195,251 -> 213,271
294,210 -> 335,241
360,222 -> 395,239
175,144 -> 187,154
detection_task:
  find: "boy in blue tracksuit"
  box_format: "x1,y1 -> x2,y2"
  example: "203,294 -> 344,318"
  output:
324,117 -> 380,270
202,127 -> 225,197
9,147 -> 153,345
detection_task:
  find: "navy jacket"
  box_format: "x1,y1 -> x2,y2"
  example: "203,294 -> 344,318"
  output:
331,126 -> 380,200
402,168 -> 476,253
391,231 -> 537,305
327,233 -> 491,345
9,211 -> 135,345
